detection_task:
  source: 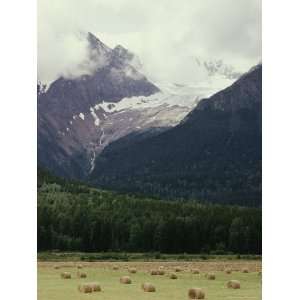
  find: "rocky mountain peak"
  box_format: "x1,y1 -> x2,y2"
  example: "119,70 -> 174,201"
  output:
86,32 -> 111,53
38,32 -> 160,179
112,45 -> 142,70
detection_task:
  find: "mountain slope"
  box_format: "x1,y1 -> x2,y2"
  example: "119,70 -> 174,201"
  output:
90,65 -> 262,206
38,32 -> 160,179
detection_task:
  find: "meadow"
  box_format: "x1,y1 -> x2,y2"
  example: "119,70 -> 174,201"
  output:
38,260 -> 261,300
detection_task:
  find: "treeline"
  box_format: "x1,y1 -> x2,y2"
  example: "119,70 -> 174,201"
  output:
37,168 -> 261,254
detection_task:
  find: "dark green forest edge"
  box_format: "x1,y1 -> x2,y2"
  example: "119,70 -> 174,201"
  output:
38,252 -> 261,262
38,168 -> 261,255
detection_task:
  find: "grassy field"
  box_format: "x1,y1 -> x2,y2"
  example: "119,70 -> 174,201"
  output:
38,261 -> 261,300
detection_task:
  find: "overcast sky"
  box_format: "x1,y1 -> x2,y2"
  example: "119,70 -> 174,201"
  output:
38,0 -> 261,85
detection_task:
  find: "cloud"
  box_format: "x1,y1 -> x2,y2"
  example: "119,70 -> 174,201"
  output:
38,2 -> 88,83
38,0 -> 261,85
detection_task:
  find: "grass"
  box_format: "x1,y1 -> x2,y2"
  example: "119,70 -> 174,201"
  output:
38,261 -> 261,300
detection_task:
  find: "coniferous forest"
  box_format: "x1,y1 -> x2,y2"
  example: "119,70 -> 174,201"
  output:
38,168 -> 261,254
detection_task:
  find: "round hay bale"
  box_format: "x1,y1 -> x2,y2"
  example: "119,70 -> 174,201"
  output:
191,269 -> 200,274
120,276 -> 132,284
242,267 -> 249,273
78,284 -> 92,293
225,268 -> 232,274
60,272 -> 71,279
150,270 -> 158,275
141,282 -> 156,292
227,280 -> 241,289
207,273 -> 215,280
175,266 -> 182,272
77,271 -> 87,278
169,273 -> 178,279
77,264 -> 83,269
112,265 -> 119,270
159,266 -> 164,270
128,267 -> 137,274
158,269 -> 165,275
188,288 -> 205,299
89,282 -> 101,292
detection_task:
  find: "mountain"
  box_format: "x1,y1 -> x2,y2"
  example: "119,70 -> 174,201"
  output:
38,32 -> 160,179
38,33 -> 237,180
90,64 -> 262,207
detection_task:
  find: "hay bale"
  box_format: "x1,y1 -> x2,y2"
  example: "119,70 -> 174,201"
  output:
54,265 -> 60,270
242,267 -> 249,273
60,272 -> 71,279
188,288 -> 205,299
77,271 -> 87,278
120,276 -> 132,284
206,273 -> 215,280
77,264 -> 83,269
227,280 -> 241,289
158,269 -> 165,275
224,268 -> 232,274
112,265 -> 119,270
169,273 -> 178,279
89,282 -> 101,292
128,267 -> 137,274
158,266 -> 164,270
150,270 -> 158,275
191,269 -> 200,274
78,284 -> 93,293
175,266 -> 182,272
141,282 -> 156,292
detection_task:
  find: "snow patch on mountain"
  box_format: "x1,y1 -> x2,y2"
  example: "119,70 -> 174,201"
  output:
90,108 -> 100,126
94,92 -> 199,114
91,72 -> 235,117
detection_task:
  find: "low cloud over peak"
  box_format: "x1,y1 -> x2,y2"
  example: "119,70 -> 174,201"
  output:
38,0 -> 261,85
